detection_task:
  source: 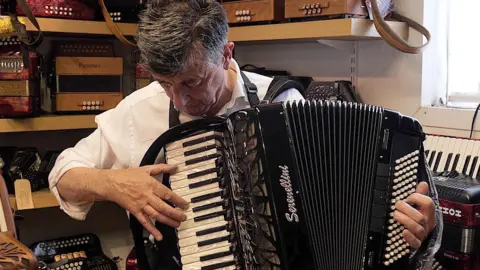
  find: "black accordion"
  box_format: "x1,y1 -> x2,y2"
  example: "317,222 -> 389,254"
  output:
130,100 -> 428,270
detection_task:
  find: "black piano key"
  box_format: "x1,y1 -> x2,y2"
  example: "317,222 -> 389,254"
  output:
201,260 -> 236,270
184,144 -> 218,156
198,235 -> 230,247
193,201 -> 224,213
186,153 -> 221,166
200,250 -> 232,262
444,153 -> 453,172
194,210 -> 226,222
191,191 -> 222,203
425,150 -> 430,157
428,151 -> 436,167
188,168 -> 221,179
189,178 -> 221,189
183,135 -> 219,147
462,156 -> 471,175
196,225 -> 227,237
433,152 -> 443,172
451,154 -> 460,172
469,157 -> 478,177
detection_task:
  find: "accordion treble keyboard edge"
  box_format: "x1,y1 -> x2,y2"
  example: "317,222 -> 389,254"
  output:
130,100 -> 428,270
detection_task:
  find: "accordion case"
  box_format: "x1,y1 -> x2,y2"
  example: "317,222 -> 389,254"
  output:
130,100 -> 431,270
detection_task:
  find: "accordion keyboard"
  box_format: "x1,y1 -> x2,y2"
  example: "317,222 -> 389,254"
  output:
165,131 -> 236,270
424,134 -> 480,177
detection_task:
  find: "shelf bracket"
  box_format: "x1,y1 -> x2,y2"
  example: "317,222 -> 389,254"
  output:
316,40 -> 359,89
316,40 -> 355,54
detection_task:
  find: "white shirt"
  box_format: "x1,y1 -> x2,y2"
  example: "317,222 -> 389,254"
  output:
48,59 -> 305,220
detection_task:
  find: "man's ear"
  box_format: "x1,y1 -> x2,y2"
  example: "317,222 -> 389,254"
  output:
222,42 -> 234,69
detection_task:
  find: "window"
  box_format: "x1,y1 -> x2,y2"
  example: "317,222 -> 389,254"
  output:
445,0 -> 480,108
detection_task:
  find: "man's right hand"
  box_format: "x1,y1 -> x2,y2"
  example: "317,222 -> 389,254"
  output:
101,164 -> 189,241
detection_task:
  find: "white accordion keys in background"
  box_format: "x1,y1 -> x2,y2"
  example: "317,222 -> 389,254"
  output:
424,134 -> 480,177
165,130 -> 236,270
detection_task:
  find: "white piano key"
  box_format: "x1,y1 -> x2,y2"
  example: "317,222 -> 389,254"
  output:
424,135 -> 433,152
181,246 -> 231,265
180,240 -> 231,256
175,158 -> 220,173
182,256 -> 235,270
446,139 -> 462,172
178,220 -> 228,239
168,148 -> 220,166
426,136 -> 439,162
458,140 -> 475,173
466,142 -> 480,175
471,144 -> 480,177
453,139 -> 468,172
171,172 -> 218,190
442,138 -> 457,172
436,137 -> 453,173
184,205 -> 224,221
431,137 -> 446,171
180,187 -> 222,203
170,162 -> 217,181
178,215 -> 226,231
167,139 -> 220,159
166,131 -> 222,151
176,182 -> 221,197
179,230 -> 230,248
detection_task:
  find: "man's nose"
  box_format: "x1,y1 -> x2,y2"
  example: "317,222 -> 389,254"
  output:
172,88 -> 188,108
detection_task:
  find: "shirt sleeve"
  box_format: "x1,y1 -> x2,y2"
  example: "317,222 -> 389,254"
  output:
48,101 -> 132,220
272,88 -> 305,103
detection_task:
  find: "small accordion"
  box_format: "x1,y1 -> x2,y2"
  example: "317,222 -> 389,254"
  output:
130,100 -> 428,270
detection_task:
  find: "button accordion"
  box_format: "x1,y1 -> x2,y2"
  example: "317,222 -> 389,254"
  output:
424,134 -> 480,269
130,100 -> 429,270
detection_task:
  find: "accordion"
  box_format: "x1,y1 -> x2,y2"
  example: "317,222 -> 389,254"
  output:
130,100 -> 428,270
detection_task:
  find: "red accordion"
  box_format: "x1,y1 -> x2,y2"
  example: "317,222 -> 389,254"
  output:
15,0 -> 97,20
0,37 -> 40,118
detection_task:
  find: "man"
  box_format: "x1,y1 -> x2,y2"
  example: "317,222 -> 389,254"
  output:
49,0 -> 440,267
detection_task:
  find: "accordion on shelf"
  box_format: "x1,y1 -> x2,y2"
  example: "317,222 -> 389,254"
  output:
15,0 -> 98,20
0,36 -> 41,118
130,100 -> 429,270
424,134 -> 480,270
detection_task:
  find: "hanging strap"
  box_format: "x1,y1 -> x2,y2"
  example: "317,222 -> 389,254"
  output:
168,100 -> 180,128
97,0 -> 137,47
240,71 -> 260,106
370,0 -> 431,54
263,77 -> 305,103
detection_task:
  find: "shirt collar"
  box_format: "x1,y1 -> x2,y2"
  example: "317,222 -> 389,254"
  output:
216,58 -> 249,114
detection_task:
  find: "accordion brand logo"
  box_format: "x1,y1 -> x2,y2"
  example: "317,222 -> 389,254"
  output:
440,206 -> 462,218
78,63 -> 101,69
279,165 -> 299,223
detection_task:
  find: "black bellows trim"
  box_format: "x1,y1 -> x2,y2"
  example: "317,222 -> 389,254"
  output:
284,101 -> 383,270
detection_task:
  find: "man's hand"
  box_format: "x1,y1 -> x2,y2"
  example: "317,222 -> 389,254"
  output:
393,182 -> 436,249
102,164 -> 189,241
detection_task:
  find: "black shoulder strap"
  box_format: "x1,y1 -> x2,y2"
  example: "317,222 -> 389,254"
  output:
263,77 -> 305,103
240,71 -> 260,106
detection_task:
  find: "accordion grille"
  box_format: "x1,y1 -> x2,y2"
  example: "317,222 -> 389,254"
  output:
285,100 -> 384,270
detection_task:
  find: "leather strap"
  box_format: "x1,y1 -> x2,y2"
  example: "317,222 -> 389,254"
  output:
370,0 -> 431,54
9,0 -> 43,48
240,71 -> 260,106
98,0 -> 137,47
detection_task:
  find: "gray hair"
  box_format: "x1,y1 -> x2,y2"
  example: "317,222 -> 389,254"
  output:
136,0 -> 229,76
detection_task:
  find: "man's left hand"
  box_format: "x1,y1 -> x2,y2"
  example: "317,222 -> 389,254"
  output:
393,182 -> 436,249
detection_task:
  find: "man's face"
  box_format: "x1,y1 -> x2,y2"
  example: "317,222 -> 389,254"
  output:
152,44 -> 234,117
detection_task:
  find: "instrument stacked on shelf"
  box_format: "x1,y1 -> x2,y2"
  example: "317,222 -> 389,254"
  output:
0,36 -> 41,118
130,100 -> 428,270
424,134 -> 480,270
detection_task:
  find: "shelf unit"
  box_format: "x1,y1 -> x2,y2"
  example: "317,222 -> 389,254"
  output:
19,16 -> 408,42
0,115 -> 97,133
9,189 -> 59,211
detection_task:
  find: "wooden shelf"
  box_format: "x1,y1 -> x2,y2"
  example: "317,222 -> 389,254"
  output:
0,114 -> 97,133
228,18 -> 408,42
20,16 -> 138,36
9,189 -> 59,211
18,17 -> 406,42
